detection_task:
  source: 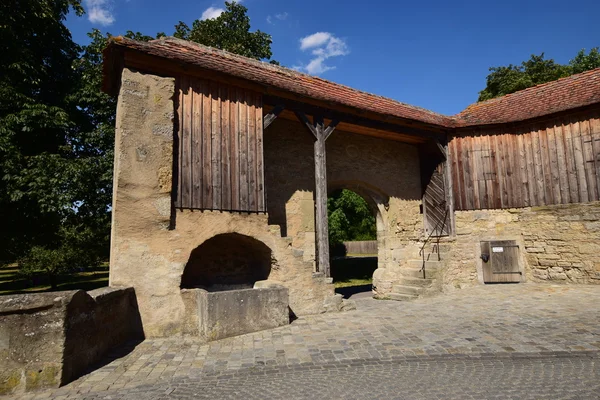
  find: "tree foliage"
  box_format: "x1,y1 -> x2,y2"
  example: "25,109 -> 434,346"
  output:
174,1 -> 275,62
478,48 -> 600,101
0,1 -> 115,283
1,0 -> 276,287
327,190 -> 376,246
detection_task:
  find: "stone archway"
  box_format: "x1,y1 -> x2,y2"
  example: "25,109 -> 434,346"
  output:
328,181 -> 390,297
180,233 -> 273,291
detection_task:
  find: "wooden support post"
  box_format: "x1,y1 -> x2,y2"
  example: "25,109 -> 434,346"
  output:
294,111 -> 339,277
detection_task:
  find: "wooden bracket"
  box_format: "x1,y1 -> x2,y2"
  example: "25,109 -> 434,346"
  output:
263,104 -> 285,130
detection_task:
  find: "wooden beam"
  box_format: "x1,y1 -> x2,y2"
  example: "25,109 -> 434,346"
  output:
263,104 -> 284,130
294,111 -> 338,277
266,95 -> 447,142
324,120 -> 340,141
294,111 -> 318,139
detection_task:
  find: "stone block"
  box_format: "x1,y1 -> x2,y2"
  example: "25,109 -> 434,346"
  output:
189,288 -> 289,342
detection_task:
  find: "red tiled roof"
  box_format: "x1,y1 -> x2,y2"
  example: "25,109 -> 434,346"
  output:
103,36 -> 454,127
457,68 -> 600,126
103,37 -> 600,129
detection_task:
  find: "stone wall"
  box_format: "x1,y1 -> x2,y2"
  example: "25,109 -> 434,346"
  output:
444,202 -> 600,289
0,288 -> 142,395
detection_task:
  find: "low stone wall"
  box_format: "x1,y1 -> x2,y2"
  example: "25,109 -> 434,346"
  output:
444,202 -> 600,289
0,287 -> 143,395
181,287 -> 289,341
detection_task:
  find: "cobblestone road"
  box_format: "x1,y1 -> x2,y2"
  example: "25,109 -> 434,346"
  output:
12,284 -> 600,399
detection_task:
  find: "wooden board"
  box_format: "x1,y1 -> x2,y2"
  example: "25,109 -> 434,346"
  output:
449,108 -> 600,210
481,240 -> 521,283
175,75 -> 265,212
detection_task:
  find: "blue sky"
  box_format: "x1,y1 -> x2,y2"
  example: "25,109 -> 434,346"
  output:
67,0 -> 600,115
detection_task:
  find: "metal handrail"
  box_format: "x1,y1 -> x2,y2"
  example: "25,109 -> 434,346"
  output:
419,208 -> 449,279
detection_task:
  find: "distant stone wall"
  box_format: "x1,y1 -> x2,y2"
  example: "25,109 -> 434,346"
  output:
443,202 -> 600,289
0,287 -> 142,396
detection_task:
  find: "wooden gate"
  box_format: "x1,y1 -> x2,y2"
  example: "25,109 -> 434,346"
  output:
423,164 -> 450,236
480,240 -> 522,283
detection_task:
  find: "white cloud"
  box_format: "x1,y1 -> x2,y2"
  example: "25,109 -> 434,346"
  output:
201,6 -> 224,20
298,32 -> 349,75
300,32 -> 332,51
85,0 -> 115,26
275,12 -> 288,20
266,15 -> 273,24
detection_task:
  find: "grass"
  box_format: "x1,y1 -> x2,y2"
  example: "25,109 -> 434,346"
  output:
0,263 -> 109,296
331,256 -> 377,289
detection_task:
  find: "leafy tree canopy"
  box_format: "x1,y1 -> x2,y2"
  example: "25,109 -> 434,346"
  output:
174,1 -> 275,62
327,190 -> 376,246
478,48 -> 600,101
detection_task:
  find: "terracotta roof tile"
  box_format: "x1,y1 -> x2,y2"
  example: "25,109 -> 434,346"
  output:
456,68 -> 600,126
104,37 -> 600,129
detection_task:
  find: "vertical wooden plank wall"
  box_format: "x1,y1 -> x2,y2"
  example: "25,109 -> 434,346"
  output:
450,109 -> 600,210
175,76 -> 265,212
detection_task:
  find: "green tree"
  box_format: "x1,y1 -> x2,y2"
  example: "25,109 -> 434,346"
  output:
478,53 -> 570,101
570,48 -> 600,74
478,49 -> 600,101
0,2 -> 118,286
174,1 -> 275,62
327,190 -> 376,246
0,0 -> 84,263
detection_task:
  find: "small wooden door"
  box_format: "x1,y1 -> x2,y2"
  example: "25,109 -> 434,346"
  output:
480,240 -> 521,283
423,164 -> 450,236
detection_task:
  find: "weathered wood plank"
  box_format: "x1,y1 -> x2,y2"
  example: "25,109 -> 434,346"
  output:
571,116 -> 589,202
471,135 -> 481,209
220,85 -> 231,210
201,80 -> 213,208
247,91 -> 257,211
191,78 -> 203,209
455,136 -> 468,210
238,89 -> 249,210
210,82 -> 221,210
563,119 -> 580,203
530,127 -> 546,205
539,124 -> 554,205
230,87 -> 240,210
523,127 -> 537,206
545,121 -> 561,205
554,122 -> 569,204
462,136 -> 475,210
580,117 -> 597,201
449,137 -> 463,211
516,130 -> 529,207
590,112 -> 600,201
176,76 -> 184,208
256,93 -> 266,212
181,75 -> 193,208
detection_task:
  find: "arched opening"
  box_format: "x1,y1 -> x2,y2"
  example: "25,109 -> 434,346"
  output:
328,188 -> 379,299
180,233 -> 272,291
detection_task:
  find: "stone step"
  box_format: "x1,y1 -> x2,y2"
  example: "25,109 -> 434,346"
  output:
400,267 -> 440,279
388,293 -> 418,301
398,276 -> 434,287
407,260 -> 443,270
392,285 -> 425,296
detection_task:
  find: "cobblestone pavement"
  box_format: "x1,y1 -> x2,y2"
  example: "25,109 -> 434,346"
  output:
13,284 -> 600,399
